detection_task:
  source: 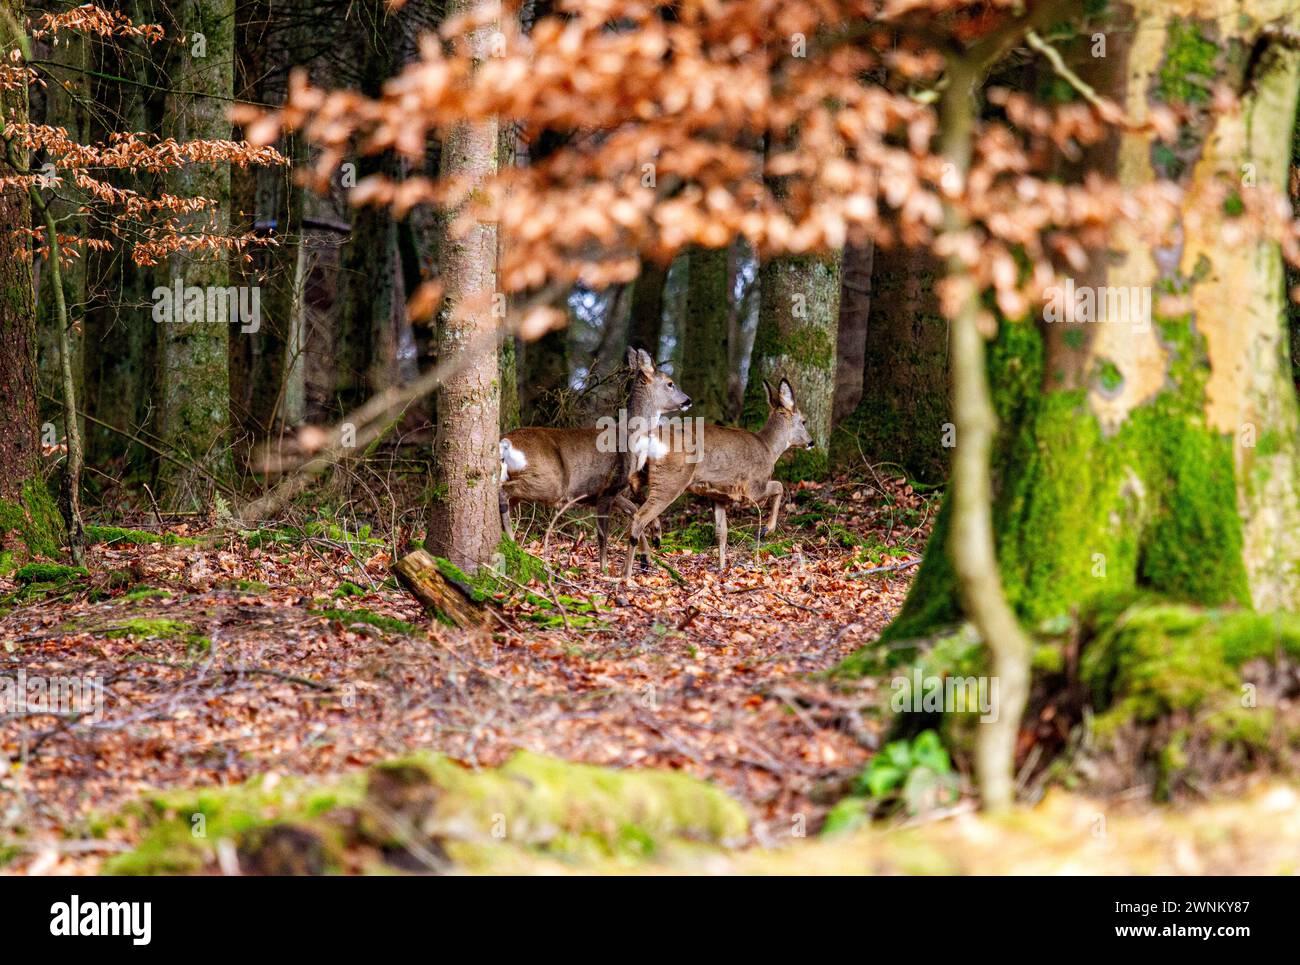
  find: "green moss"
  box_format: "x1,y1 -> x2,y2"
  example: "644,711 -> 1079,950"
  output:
0,479 -> 65,561
14,562 -> 87,584
107,750 -> 748,874
84,525 -> 202,547
104,771 -> 366,875
85,526 -> 160,546
122,587 -> 173,602
857,294 -> 1250,667
1074,601 -> 1300,793
216,579 -> 270,593
495,536 -> 548,585
104,618 -> 194,640
1095,359 -> 1124,393
312,607 -> 424,637
370,750 -> 748,859
1140,426 -> 1248,605
1156,18 -> 1220,105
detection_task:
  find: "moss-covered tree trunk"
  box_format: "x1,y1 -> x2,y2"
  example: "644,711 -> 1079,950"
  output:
888,3 -> 1300,644
0,0 -> 64,562
678,245 -> 730,424
424,0 -> 501,572
831,245 -> 949,482
744,255 -> 840,479
157,0 -> 234,507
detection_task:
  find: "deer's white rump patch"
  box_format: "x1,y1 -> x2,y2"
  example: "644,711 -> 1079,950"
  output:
500,439 -> 528,480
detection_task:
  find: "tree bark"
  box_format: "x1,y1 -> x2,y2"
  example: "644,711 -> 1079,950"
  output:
628,259 -> 667,357
424,0 -> 501,572
158,0 -> 235,507
882,4 -> 1300,806
831,240 -> 874,426
393,548 -> 487,628
679,245 -> 730,424
832,244 -> 948,483
0,0 -> 64,561
744,254 -> 840,480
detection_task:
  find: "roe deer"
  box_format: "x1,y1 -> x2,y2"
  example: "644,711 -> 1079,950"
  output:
620,377 -> 813,578
499,347 -> 690,571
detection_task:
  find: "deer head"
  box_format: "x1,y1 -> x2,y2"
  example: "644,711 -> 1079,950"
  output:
626,346 -> 691,418
763,378 -> 814,453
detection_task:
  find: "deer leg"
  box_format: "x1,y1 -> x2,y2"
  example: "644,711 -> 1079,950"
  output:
713,502 -> 728,571
499,490 -> 514,539
596,503 -> 611,574
757,480 -> 783,538
610,491 -> 652,570
618,492 -> 662,549
623,492 -> 676,581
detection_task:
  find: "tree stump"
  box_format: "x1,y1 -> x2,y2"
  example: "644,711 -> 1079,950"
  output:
391,548 -> 486,628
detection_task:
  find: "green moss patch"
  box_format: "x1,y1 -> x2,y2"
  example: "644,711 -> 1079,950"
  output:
14,562 -> 87,585
311,607 -> 424,638
0,479 -> 65,563
106,750 -> 748,875
1064,599 -> 1300,797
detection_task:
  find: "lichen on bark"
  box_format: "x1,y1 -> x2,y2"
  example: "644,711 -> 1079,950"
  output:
744,253 -> 840,480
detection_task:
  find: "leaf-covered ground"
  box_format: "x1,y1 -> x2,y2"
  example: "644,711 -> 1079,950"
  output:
1,476 -> 932,873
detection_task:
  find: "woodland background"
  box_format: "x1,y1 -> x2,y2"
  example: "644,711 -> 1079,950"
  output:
4,0 -> 1300,875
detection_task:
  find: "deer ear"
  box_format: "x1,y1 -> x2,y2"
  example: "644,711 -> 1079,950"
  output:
762,379 -> 777,408
636,348 -> 655,379
778,378 -> 795,411
626,346 -> 640,371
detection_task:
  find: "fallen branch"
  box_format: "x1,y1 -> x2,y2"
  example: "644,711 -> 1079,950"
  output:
392,548 -> 487,628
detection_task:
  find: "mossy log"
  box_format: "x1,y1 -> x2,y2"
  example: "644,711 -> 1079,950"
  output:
392,548 -> 486,628
105,750 -> 748,874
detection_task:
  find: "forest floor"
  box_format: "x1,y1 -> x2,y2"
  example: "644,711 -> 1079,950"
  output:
0,473 -> 931,874
4,472 -> 1298,875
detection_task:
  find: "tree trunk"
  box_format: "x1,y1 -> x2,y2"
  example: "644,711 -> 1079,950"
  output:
832,245 -> 948,483
34,27 -> 88,436
628,259 -> 667,357
744,254 -> 840,479
889,4 -> 1300,637
0,0 -> 64,561
337,185 -> 397,407
157,0 -> 235,508
678,245 -> 730,424
423,0 -> 501,572
831,240 -> 874,427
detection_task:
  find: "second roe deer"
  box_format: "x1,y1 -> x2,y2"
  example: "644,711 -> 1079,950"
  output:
620,377 -> 813,578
